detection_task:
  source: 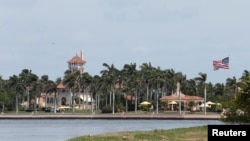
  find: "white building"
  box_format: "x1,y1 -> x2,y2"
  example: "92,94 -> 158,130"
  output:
38,50 -> 95,111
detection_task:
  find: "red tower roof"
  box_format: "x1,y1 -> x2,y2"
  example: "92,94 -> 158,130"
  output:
67,54 -> 86,64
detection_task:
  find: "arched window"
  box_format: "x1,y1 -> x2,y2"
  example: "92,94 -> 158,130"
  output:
50,98 -> 53,104
46,98 -> 50,104
61,97 -> 66,105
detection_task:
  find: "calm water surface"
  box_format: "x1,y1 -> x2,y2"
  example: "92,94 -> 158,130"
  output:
0,119 -> 224,141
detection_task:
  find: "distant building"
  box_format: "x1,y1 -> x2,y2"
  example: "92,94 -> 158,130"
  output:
160,82 -> 204,111
67,50 -> 86,74
38,50 -> 95,111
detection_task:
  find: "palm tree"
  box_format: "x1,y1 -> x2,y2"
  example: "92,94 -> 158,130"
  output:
139,62 -> 155,101
183,79 -> 197,96
40,75 -> 50,109
81,72 -> 93,111
122,63 -> 137,112
19,69 -> 38,110
195,72 -> 207,114
63,70 -> 80,112
100,63 -> 119,114
45,80 -> 58,113
165,69 -> 176,95
225,76 -> 237,98
30,80 -> 43,114
0,76 -> 9,113
92,75 -> 101,112
8,75 -> 25,114
123,63 -> 142,113
151,67 -> 166,114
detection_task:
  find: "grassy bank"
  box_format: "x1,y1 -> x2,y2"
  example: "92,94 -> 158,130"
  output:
67,125 -> 207,141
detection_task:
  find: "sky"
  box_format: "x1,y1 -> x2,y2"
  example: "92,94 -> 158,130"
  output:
0,0 -> 250,84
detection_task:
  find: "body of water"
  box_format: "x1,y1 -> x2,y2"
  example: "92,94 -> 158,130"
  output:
0,119 -> 224,141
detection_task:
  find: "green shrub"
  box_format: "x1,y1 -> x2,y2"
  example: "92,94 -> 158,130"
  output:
101,105 -> 112,113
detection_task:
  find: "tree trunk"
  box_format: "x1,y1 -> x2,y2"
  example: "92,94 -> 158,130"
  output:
82,88 -> 86,110
95,94 -> 98,111
85,90 -> 88,110
45,93 -> 47,109
78,85 -> 81,110
112,88 -> 115,114
27,88 -> 30,110
34,95 -> 37,114
2,103 -> 4,113
91,92 -> 93,113
125,95 -> 128,112
16,93 -> 18,114
204,85 -> 207,115
105,93 -> 107,106
135,90 -> 137,113
72,92 -> 75,113
98,94 -> 100,111
109,90 -> 112,105
70,88 -> 75,113
156,89 -> 159,114
146,85 -> 149,101
54,92 -> 57,114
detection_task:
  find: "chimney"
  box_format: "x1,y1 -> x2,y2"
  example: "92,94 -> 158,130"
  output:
80,50 -> 83,59
177,82 -> 180,96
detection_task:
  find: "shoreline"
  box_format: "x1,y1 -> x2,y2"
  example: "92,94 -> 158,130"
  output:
0,113 -> 221,120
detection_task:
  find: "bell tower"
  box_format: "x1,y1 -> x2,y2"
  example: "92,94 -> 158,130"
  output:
67,50 -> 86,74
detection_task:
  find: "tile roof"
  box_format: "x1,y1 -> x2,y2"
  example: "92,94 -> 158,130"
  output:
160,92 -> 203,101
123,94 -> 135,101
67,54 -> 86,64
57,82 -> 66,89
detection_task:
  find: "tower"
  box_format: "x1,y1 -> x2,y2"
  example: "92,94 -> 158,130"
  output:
67,50 -> 86,74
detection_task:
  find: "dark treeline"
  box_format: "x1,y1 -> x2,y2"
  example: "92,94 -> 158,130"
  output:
0,62 -> 249,123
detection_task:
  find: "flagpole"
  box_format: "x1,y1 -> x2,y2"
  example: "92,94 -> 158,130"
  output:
178,82 -> 181,115
204,83 -> 206,115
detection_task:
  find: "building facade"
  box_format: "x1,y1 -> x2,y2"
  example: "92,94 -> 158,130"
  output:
38,50 -> 95,111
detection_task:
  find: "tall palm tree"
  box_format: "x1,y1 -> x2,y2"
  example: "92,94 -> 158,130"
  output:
30,80 -> 43,114
98,73 -> 110,107
19,69 -> 38,110
183,79 -> 197,96
139,62 -> 154,101
81,72 -> 93,111
92,75 -> 101,112
63,70 -> 80,112
45,80 -> 58,113
195,72 -> 207,114
40,75 -> 50,109
225,76 -> 237,98
8,75 -> 25,114
165,69 -> 176,95
151,67 -> 166,114
122,63 -> 137,112
100,63 -> 119,114
123,63 -> 141,113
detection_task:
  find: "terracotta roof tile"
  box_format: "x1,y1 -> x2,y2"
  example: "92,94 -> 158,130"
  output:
67,54 -> 86,64
123,94 -> 135,101
160,92 -> 203,101
57,82 -> 66,89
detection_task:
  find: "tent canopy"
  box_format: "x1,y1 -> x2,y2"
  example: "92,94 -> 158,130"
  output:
168,101 -> 177,104
206,101 -> 215,105
58,106 -> 72,109
199,103 -> 210,107
140,101 -> 151,105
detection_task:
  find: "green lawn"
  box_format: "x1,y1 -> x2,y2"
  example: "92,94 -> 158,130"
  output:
67,125 -> 208,141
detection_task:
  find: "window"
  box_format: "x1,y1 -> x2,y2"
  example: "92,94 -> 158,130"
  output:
61,97 -> 66,105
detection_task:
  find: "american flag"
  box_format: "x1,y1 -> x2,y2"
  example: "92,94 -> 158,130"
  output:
213,57 -> 229,71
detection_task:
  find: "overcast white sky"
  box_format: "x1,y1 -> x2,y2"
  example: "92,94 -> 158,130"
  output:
0,0 -> 250,84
